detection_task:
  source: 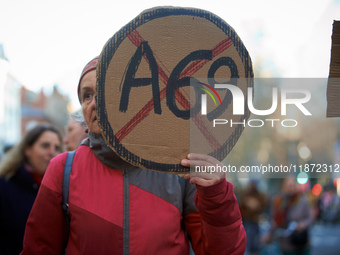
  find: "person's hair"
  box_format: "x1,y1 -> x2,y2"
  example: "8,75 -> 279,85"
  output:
71,109 -> 87,129
0,123 -> 63,179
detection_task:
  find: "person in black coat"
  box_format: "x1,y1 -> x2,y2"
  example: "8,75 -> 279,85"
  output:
0,124 -> 63,255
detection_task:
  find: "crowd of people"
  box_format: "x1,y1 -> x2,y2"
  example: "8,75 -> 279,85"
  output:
238,177 -> 340,255
1,57 -> 246,255
1,56 -> 339,255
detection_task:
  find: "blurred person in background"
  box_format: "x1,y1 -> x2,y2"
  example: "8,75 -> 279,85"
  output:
0,124 -> 63,255
320,183 -> 340,224
261,177 -> 314,255
239,180 -> 267,255
63,109 -> 88,151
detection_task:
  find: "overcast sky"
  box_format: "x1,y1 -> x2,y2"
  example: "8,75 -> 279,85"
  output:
1,0 -> 339,109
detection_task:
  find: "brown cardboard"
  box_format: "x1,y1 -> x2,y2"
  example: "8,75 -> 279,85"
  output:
96,6 -> 253,174
327,20 -> 340,117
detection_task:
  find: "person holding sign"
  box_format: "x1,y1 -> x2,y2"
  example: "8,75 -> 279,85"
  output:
24,6 -> 255,254
21,57 -> 246,254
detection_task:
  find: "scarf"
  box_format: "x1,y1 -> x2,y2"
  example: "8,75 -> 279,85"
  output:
81,131 -> 137,171
24,164 -> 43,186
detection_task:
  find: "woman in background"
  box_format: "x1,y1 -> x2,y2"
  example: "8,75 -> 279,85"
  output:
0,123 -> 63,255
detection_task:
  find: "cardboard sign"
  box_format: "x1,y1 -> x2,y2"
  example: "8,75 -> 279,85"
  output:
327,20 -> 340,117
97,6 -> 253,174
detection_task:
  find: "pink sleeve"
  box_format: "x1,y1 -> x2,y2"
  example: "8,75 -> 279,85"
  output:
185,179 -> 246,255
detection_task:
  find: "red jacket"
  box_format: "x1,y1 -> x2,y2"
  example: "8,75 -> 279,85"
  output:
21,144 -> 246,254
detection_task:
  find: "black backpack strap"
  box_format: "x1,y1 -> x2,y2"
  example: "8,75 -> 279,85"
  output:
62,150 -> 76,250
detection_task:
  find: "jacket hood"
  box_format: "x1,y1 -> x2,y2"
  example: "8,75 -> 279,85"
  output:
81,131 -> 136,170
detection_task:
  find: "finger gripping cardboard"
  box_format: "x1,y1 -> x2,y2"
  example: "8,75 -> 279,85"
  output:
97,6 -> 253,174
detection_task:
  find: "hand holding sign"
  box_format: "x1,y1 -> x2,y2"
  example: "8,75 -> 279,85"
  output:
182,153 -> 225,186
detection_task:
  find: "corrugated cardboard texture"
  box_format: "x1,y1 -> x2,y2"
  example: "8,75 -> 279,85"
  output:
327,20 -> 340,117
97,6 -> 253,173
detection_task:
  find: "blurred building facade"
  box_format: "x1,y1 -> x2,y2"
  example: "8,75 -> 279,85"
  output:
0,44 -> 21,154
21,85 -> 69,134
0,44 -> 70,155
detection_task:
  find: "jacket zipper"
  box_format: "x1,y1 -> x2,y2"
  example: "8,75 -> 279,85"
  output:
123,167 -> 129,255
